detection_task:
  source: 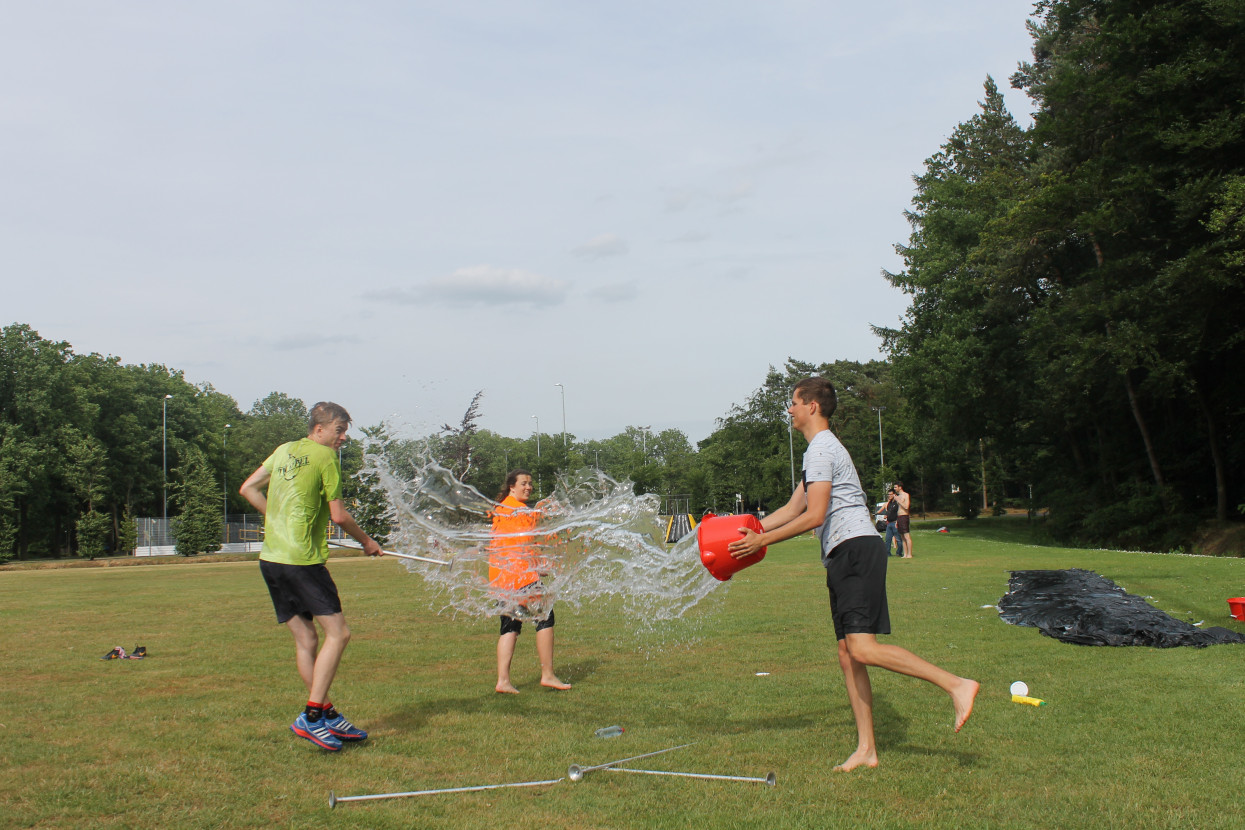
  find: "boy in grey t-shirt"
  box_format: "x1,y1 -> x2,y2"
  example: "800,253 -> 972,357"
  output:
728,377 -> 978,772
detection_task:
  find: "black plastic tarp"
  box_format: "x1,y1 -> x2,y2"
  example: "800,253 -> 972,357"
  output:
998,568 -> 1245,648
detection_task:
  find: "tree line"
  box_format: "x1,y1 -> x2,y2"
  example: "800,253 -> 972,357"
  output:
879,0 -> 1244,551
5,1 -> 1240,559
0,321 -> 907,561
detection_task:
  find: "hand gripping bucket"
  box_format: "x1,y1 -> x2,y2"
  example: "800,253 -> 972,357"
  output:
696,514 -> 766,581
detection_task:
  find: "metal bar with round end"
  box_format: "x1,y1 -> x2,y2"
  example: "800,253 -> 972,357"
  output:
606,767 -> 777,787
328,540 -> 450,566
567,743 -> 694,782
329,777 -> 564,808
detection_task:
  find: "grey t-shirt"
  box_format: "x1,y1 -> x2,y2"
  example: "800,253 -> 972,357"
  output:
803,429 -> 877,566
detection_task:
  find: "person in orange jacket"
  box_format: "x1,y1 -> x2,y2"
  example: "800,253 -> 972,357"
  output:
490,469 -> 570,693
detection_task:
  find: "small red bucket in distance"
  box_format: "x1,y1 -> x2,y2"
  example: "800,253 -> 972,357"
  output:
1228,598 -> 1245,621
697,514 -> 766,581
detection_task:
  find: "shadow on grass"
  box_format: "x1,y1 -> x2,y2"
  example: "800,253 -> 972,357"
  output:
370,657 -> 608,731
554,658 -> 604,684
885,742 -> 981,768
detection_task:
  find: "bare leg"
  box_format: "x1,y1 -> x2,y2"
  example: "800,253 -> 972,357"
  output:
308,613 -> 350,704
901,532 -> 913,558
536,627 -> 570,690
286,616 -> 320,693
844,633 -> 978,732
496,632 -> 520,694
834,638 -> 878,772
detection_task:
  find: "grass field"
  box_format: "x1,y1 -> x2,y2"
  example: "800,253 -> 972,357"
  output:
3,521 -> 1244,829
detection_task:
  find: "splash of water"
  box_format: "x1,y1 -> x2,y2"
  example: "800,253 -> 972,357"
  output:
365,443 -> 726,624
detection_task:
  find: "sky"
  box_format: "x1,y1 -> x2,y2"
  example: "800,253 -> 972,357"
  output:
2,1 -> 1039,444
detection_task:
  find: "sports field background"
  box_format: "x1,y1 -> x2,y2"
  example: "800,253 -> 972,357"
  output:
2,521 -> 1243,829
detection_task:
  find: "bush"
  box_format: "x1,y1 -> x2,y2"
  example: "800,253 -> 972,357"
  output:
76,511 -> 112,560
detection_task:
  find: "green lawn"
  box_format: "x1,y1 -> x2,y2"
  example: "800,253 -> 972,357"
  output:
3,529 -> 1243,829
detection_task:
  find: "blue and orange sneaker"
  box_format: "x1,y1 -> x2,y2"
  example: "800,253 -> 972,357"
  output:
322,710 -> 368,742
290,713 -> 342,751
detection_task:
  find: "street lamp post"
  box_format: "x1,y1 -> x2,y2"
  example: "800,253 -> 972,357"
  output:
555,383 -> 566,448
223,423 -> 231,525
639,425 -> 650,460
531,415 -> 541,495
871,406 -> 886,472
787,410 -> 796,491
162,394 -> 173,526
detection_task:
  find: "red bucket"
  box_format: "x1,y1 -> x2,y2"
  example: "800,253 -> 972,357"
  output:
697,514 -> 766,581
1228,598 -> 1245,622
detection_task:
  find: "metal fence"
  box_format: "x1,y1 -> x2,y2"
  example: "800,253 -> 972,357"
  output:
133,514 -> 344,556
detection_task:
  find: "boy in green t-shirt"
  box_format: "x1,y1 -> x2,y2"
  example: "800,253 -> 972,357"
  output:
240,401 -> 382,751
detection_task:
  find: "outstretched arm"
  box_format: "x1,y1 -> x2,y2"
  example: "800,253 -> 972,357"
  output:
329,500 -> 382,556
727,481 -> 831,558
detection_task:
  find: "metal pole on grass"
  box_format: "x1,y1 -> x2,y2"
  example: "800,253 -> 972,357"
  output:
606,767 -> 776,786
567,742 -> 693,782
331,777 -> 563,808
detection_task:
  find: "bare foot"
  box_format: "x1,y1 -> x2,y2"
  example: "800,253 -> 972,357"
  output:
495,682 -> 520,694
833,748 -> 878,772
540,676 -> 572,690
953,679 -> 979,732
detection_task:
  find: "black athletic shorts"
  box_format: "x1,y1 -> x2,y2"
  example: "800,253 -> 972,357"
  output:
500,607 -> 555,636
825,535 -> 891,640
259,560 -> 343,623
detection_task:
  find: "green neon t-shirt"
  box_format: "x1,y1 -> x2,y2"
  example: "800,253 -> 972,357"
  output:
258,438 -> 342,566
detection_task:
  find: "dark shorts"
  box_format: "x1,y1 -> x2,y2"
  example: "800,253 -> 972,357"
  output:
825,535 -> 891,641
896,514 -> 911,534
259,560 -> 343,623
500,607 -> 555,636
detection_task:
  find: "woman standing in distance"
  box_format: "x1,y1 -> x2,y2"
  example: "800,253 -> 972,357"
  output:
490,469 -> 571,694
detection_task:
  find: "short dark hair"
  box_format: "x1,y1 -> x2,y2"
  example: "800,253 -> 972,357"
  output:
793,377 -> 838,419
894,480 -> 904,489
308,401 -> 352,432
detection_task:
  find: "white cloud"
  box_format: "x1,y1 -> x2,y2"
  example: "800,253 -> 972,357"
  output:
664,230 -> 712,245
271,334 -> 360,351
366,266 -> 569,308
663,181 -> 756,213
572,233 -> 629,260
589,281 -> 640,303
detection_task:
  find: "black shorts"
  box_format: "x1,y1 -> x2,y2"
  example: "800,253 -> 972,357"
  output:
825,535 -> 891,641
500,607 -> 555,636
896,514 -> 911,534
259,560 -> 343,623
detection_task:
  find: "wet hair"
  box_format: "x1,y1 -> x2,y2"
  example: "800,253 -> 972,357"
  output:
793,377 -> 838,420
308,401 -> 352,433
496,469 -> 532,502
